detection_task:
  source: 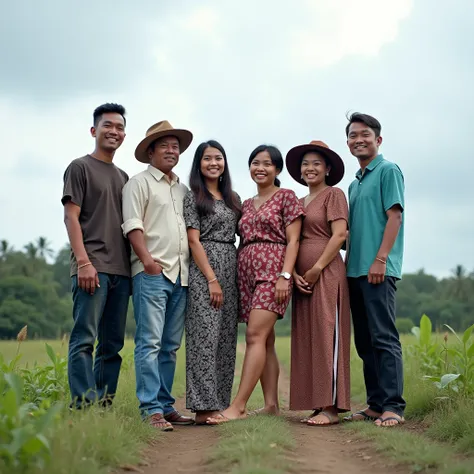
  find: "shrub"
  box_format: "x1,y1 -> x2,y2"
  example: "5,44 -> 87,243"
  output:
396,317 -> 415,334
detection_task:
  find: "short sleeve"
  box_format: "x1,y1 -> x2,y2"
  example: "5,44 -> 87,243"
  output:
281,189 -> 305,227
326,188 -> 349,223
381,166 -> 405,213
61,162 -> 85,206
183,191 -> 200,231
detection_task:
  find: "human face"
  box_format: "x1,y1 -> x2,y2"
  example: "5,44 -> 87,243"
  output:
148,136 -> 180,174
300,152 -> 329,187
200,146 -> 225,181
249,151 -> 279,187
347,122 -> 382,161
91,113 -> 126,152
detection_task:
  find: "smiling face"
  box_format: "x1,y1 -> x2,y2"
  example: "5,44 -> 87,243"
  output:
347,122 -> 382,162
249,151 -> 280,186
300,151 -> 329,187
200,146 -> 225,181
148,135 -> 180,174
91,112 -> 126,152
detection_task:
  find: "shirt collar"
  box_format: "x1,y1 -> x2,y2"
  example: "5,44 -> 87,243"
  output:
355,154 -> 384,179
147,164 -> 180,184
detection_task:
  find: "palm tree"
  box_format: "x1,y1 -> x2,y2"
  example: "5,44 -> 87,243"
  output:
447,264 -> 470,302
0,239 -> 13,260
36,236 -> 55,260
23,242 -> 38,260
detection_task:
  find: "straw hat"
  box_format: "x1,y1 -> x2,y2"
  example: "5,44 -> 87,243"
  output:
135,120 -> 193,163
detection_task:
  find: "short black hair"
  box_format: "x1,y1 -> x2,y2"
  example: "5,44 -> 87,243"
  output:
93,103 -> 126,127
345,112 -> 381,138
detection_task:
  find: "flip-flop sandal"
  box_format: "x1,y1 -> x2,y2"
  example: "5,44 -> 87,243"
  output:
307,411 -> 340,426
300,409 -> 321,423
206,413 -> 231,425
343,410 -> 379,422
376,416 -> 405,427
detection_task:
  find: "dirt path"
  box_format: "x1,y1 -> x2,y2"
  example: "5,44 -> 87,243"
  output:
276,362 -> 409,474
118,395 -> 218,474
118,345 -> 411,474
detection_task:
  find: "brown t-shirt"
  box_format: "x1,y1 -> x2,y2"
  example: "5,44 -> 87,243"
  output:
61,155 -> 131,277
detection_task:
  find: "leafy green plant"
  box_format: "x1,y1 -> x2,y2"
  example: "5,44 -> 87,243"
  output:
440,323 -> 474,394
0,372 -> 62,469
20,343 -> 68,406
410,314 -> 443,374
0,352 -> 21,378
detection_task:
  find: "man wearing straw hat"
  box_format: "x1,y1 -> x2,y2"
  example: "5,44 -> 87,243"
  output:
122,120 -> 194,431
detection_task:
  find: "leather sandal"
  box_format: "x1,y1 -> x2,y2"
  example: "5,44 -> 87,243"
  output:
148,413 -> 173,431
307,410 -> 340,426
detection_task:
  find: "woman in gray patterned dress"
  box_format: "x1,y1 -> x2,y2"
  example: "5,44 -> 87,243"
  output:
184,140 -> 241,424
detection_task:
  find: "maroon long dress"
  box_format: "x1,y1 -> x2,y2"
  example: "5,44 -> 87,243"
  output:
289,187 -> 351,412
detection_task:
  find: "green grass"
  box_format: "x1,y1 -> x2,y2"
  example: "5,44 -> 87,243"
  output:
209,416 -> 294,474
0,339 -> 186,474
3,333 -> 474,474
0,339 -> 70,366
206,344 -> 295,474
342,422 -> 474,473
275,333 -> 474,473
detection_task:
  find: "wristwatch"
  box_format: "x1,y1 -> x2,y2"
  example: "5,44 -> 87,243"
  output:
277,272 -> 291,280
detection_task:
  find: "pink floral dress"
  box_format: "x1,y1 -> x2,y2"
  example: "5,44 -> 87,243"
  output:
237,188 -> 304,323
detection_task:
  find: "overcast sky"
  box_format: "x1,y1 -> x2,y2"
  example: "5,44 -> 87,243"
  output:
0,0 -> 472,278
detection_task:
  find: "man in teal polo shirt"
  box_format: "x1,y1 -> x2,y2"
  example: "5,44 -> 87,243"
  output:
343,112 -> 406,427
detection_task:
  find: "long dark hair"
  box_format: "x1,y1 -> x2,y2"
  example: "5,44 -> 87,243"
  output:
189,140 -> 241,217
247,145 -> 283,187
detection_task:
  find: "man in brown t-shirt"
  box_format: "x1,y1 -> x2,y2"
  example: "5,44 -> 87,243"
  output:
62,103 -> 131,409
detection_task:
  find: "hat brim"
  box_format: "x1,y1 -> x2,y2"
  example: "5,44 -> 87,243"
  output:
135,129 -> 193,163
285,144 -> 345,187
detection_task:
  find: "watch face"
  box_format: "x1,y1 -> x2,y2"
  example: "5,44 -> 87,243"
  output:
279,272 -> 291,280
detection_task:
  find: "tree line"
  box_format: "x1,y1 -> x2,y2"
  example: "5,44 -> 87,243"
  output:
0,238 -> 472,339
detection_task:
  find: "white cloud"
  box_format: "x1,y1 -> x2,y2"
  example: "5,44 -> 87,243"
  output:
1,0 -> 473,278
289,0 -> 413,68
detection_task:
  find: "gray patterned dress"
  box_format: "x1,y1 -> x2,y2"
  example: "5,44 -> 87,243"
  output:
183,190 -> 240,412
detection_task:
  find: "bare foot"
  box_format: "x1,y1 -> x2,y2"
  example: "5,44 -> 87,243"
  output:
300,409 -> 321,423
195,410 -> 220,424
206,406 -> 246,424
343,407 -> 381,422
248,405 -> 280,416
307,408 -> 339,426
374,411 -> 405,427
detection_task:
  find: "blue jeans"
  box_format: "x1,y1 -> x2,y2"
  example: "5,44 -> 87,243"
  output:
68,273 -> 131,408
133,272 -> 187,418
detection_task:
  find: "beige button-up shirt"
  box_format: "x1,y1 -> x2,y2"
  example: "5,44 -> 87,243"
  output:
122,165 -> 189,284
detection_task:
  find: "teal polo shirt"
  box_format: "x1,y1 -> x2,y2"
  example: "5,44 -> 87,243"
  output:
347,154 -> 405,279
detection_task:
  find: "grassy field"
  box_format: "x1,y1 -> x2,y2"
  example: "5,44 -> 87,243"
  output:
276,333 -> 474,474
1,328 -> 474,473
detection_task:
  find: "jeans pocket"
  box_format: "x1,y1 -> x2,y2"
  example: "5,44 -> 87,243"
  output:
71,276 -> 78,293
143,271 -> 163,278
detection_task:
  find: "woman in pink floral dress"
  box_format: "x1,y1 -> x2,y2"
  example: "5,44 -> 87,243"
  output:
207,145 -> 304,424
